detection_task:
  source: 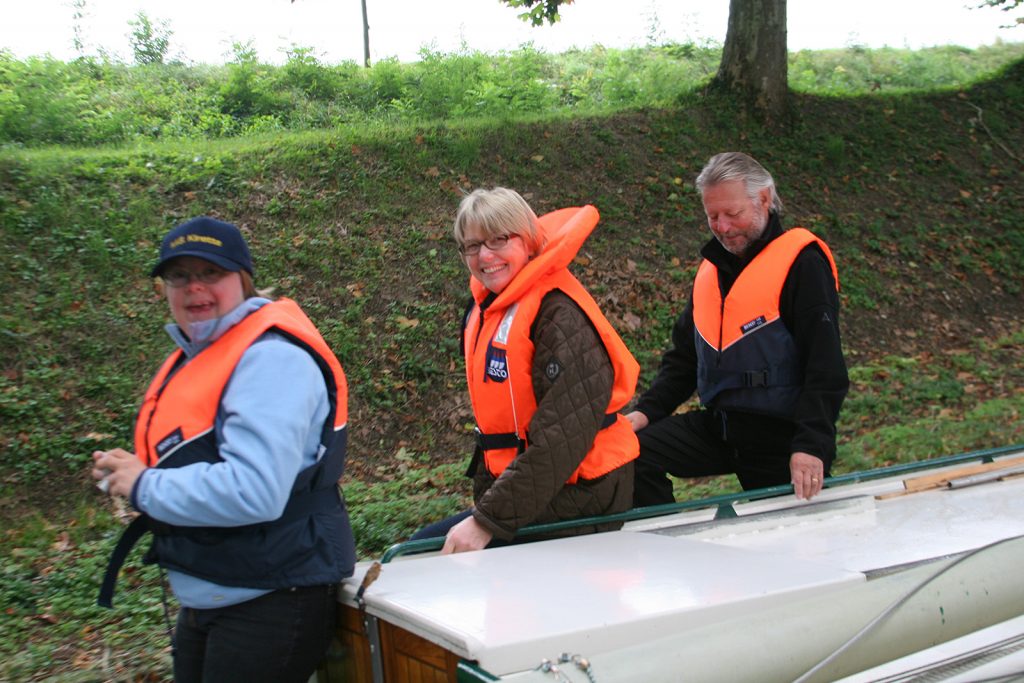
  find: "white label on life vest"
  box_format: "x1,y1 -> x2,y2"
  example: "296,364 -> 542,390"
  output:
494,303 -> 519,345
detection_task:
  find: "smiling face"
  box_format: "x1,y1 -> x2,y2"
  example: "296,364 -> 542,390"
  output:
163,256 -> 245,332
461,224 -> 532,294
701,179 -> 772,258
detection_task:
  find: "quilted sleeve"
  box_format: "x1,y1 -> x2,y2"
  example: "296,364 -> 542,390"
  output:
472,291 -> 614,539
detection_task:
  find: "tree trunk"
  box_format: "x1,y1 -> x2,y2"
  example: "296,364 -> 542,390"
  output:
361,0 -> 370,67
714,0 -> 789,121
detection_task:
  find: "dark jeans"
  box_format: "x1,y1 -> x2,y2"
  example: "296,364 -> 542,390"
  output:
410,508 -> 474,541
409,509 -> 510,548
633,409 -> 798,507
173,584 -> 337,683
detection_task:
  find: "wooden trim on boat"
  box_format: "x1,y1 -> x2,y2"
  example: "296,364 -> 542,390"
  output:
323,603 -> 461,682
876,454 -> 1024,499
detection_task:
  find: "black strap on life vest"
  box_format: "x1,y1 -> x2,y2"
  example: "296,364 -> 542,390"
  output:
699,365 -> 803,391
97,485 -> 342,608
464,429 -> 527,478
467,412 -> 621,480
474,429 -> 526,452
473,412 -> 618,452
97,514 -> 151,608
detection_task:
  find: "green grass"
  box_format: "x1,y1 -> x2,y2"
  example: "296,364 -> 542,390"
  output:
0,506 -> 173,680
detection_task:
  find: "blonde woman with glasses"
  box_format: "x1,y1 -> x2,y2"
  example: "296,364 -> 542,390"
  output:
412,188 -> 640,554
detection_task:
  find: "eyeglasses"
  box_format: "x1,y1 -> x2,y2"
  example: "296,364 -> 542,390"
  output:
458,234 -> 520,256
162,266 -> 230,288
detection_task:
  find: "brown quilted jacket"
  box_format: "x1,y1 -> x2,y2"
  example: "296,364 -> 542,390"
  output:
471,290 -> 634,541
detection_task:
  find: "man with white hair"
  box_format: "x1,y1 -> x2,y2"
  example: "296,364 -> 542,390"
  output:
626,152 -> 849,503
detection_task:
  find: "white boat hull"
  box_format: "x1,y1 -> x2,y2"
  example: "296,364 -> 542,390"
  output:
331,449 -> 1024,682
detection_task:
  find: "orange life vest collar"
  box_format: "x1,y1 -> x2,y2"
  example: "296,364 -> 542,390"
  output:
134,298 -> 348,467
464,206 -> 639,482
693,228 -> 838,352
469,205 -> 600,308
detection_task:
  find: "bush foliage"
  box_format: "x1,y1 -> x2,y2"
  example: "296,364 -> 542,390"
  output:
1,41 -> 1021,147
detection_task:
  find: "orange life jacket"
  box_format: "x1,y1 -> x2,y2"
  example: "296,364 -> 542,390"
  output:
692,228 -> 838,416
135,298 -> 347,467
99,299 -> 354,608
463,206 -> 639,483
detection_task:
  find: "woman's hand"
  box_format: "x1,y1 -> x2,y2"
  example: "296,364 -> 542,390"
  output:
92,448 -> 147,498
441,514 -> 493,554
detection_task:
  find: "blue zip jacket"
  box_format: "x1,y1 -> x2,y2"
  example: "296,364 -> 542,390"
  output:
131,298 -> 340,608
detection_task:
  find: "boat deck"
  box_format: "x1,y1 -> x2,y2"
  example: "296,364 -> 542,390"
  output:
338,453 -> 1024,679
633,462 -> 1024,574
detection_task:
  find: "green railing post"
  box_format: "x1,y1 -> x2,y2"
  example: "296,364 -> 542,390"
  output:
715,503 -> 738,519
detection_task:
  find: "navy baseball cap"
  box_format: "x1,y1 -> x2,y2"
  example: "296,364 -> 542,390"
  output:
151,216 -> 253,277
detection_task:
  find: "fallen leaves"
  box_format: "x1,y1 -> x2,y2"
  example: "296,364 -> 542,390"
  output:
621,311 -> 643,331
51,531 -> 73,553
84,432 -> 113,442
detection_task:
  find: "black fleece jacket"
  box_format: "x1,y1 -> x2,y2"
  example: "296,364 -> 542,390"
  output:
634,213 -> 849,469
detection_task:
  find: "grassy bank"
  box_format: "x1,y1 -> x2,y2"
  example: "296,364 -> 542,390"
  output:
1,52 -> 1022,679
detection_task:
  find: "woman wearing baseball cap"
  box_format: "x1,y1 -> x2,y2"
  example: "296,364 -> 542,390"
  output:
92,216 -> 355,683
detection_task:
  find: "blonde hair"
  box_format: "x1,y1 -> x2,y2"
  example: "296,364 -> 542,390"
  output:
453,187 -> 544,254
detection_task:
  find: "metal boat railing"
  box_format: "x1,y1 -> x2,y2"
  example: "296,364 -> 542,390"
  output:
380,442 -> 1024,563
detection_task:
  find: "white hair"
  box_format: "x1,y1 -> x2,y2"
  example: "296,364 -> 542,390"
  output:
695,152 -> 783,215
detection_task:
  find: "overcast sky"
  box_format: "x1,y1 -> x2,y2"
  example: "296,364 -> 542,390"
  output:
3,0 -> 1021,65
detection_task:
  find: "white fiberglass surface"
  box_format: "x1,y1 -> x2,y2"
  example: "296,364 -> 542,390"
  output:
335,455 -> 1024,677
670,474 -> 1024,573
346,531 -> 862,674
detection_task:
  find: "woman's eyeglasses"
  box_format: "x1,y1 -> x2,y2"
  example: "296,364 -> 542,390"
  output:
162,266 -> 229,288
458,234 -> 520,256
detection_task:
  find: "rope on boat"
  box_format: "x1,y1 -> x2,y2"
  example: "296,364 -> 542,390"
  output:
355,560 -> 382,610
535,652 -> 597,682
